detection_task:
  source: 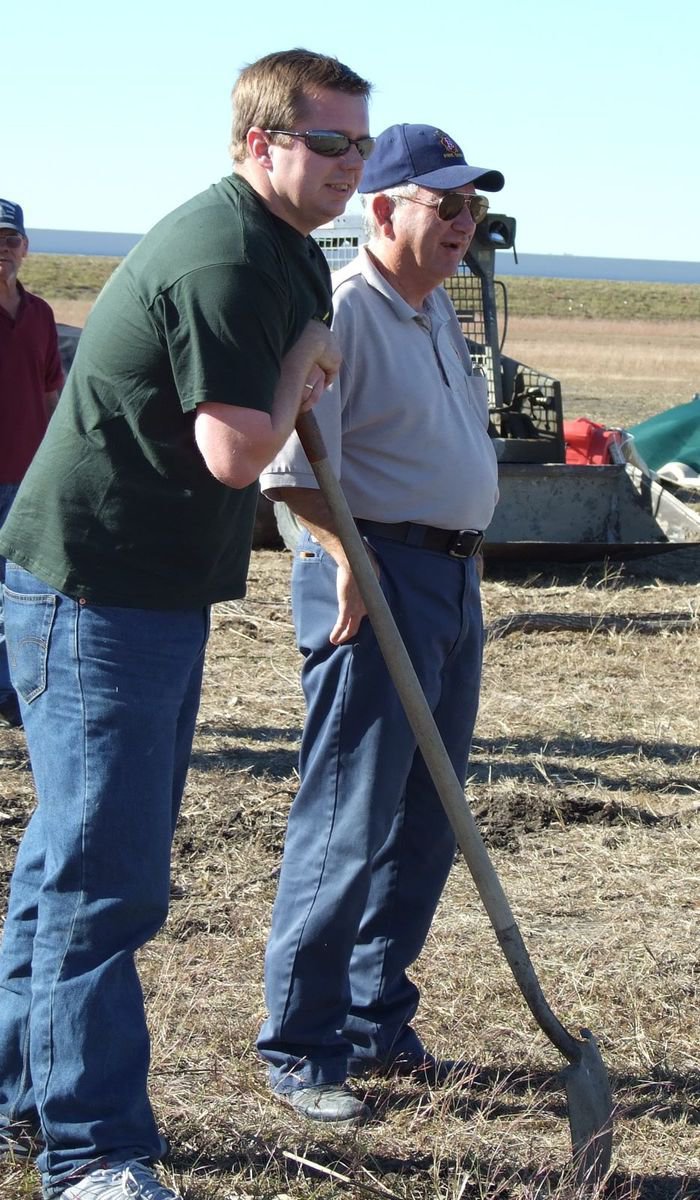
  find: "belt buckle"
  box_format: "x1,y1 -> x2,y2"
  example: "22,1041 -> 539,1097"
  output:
448,529 -> 483,558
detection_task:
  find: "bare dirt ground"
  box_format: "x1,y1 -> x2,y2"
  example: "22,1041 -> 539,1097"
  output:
1,317 -> 699,1199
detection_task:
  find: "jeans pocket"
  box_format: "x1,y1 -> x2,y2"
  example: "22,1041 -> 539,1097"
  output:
2,585 -> 57,702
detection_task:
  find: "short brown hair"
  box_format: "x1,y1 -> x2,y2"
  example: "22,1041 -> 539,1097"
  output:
230,48 -> 372,163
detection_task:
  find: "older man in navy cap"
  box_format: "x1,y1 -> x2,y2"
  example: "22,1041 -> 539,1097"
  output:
0,199 -> 63,729
258,124 -> 504,1124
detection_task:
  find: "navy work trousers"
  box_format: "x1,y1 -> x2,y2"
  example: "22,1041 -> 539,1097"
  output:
258,529 -> 484,1090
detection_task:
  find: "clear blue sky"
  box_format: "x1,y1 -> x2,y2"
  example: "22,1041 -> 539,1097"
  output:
7,0 -> 698,260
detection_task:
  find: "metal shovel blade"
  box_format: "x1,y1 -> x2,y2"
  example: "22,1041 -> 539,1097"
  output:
562,1029 -> 614,1188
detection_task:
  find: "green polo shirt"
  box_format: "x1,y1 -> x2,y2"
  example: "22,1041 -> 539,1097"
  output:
0,176 -> 331,608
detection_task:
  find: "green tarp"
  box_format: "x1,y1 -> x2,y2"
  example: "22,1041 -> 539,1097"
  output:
629,394 -> 700,472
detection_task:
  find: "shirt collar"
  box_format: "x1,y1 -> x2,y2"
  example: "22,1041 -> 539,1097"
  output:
356,246 -> 446,328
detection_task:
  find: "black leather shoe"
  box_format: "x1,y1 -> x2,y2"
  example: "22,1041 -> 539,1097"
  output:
0,695 -> 22,729
283,1083 -> 371,1125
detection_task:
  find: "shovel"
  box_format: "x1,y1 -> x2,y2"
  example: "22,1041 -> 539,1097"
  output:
294,410 -> 614,1190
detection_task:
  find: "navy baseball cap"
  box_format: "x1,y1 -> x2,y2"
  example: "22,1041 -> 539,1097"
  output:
0,198 -> 26,236
359,124 -> 504,194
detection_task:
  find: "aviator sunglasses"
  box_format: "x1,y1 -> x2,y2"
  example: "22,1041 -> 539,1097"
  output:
401,192 -> 489,224
0,233 -> 24,248
265,129 -> 376,161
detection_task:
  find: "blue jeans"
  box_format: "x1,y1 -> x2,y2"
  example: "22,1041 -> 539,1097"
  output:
0,565 -> 209,1197
257,531 -> 483,1090
0,483 -> 20,702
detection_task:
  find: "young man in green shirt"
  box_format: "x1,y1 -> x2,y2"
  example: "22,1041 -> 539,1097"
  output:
0,48 -> 372,1200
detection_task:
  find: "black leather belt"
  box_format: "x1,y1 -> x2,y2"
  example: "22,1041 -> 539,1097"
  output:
356,519 -> 483,558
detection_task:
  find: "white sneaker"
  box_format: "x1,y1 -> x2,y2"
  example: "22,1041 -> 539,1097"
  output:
61,1159 -> 183,1198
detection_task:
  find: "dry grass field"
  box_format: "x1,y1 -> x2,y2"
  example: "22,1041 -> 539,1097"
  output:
505,317 -> 700,429
1,288 -> 699,1199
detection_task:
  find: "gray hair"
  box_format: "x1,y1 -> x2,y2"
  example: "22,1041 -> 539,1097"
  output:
361,183 -> 420,237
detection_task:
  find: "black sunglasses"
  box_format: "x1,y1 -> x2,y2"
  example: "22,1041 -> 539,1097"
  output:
265,129 -> 376,161
401,192 -> 489,224
0,233 -> 24,248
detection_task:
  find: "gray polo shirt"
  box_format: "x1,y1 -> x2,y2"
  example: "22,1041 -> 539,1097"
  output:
260,246 -> 499,531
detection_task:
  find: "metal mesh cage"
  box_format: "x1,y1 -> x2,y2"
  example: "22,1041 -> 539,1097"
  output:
445,270 -> 498,404
445,267 -> 564,461
497,355 -> 564,454
313,233 -> 363,271
445,270 -> 489,344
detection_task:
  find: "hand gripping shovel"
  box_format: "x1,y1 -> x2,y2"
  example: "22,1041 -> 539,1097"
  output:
295,411 -> 614,1190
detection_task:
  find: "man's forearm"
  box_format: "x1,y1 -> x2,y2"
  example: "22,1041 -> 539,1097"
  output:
270,486 -> 378,646
195,320 -> 339,490
195,371 -> 317,491
268,486 -> 349,566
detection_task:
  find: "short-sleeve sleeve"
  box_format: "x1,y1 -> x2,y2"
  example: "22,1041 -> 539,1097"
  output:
153,262 -> 289,416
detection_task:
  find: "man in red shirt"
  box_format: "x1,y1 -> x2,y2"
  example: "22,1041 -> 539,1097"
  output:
0,198 -> 63,727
